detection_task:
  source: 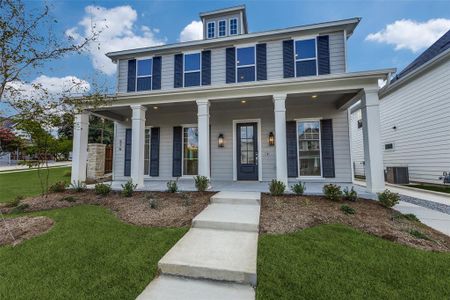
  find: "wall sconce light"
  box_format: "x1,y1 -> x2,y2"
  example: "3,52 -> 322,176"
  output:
218,133 -> 224,147
269,132 -> 275,146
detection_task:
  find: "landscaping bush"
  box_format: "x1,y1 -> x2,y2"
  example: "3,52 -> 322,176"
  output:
70,180 -> 86,192
378,189 -> 400,208
269,179 -> 286,196
341,204 -> 356,215
167,180 -> 178,193
323,184 -> 343,201
181,192 -> 192,206
10,203 -> 29,214
343,187 -> 358,202
145,193 -> 158,209
194,176 -> 209,192
121,180 -> 137,197
409,229 -> 429,240
49,181 -> 67,193
291,182 -> 306,195
402,213 -> 420,222
95,183 -> 112,196
60,195 -> 77,202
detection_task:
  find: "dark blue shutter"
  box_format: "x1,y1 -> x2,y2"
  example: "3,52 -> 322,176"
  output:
317,35 -> 330,75
127,59 -> 136,92
226,47 -> 236,83
150,127 -> 160,176
201,50 -> 211,85
152,56 -> 162,90
174,54 -> 183,88
283,40 -> 295,78
172,126 -> 182,177
124,128 -> 132,176
286,121 -> 298,178
256,43 -> 267,81
321,119 -> 335,178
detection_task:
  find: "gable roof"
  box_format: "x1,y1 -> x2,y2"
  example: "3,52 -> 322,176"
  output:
392,29 -> 450,83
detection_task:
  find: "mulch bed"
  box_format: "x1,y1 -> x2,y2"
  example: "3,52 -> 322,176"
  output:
0,216 -> 54,246
0,191 -> 213,228
260,194 -> 450,252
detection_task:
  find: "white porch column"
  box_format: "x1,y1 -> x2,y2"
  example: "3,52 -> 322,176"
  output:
197,99 -> 210,178
273,94 -> 288,185
130,105 -> 147,187
71,112 -> 89,183
361,89 -> 385,193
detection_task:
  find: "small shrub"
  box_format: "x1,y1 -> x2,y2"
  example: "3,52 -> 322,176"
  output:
378,189 -> 400,208
269,179 -> 286,196
323,184 -> 343,201
63,170 -> 72,177
10,203 -> 29,214
49,181 -> 67,193
343,187 -> 358,202
167,180 -> 178,193
145,193 -> 158,209
194,176 -> 209,192
291,182 -> 306,195
409,229 -> 430,240
95,183 -> 112,196
121,180 -> 137,197
340,204 -> 356,215
5,196 -> 23,208
70,180 -> 86,192
402,213 -> 420,222
60,195 -> 77,202
181,192 -> 192,206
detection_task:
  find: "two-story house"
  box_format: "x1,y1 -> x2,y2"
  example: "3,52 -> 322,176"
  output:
71,5 -> 393,193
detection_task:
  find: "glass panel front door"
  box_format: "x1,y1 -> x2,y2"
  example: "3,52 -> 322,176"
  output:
183,127 -> 198,175
237,123 -> 258,180
298,121 -> 321,176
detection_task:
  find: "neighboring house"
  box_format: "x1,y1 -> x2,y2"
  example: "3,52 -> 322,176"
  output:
71,5 -> 393,193
351,29 -> 450,184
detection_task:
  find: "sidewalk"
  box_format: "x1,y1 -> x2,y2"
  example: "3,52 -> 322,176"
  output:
0,161 -> 71,173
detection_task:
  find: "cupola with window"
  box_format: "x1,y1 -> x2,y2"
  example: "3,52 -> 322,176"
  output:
199,5 -> 248,39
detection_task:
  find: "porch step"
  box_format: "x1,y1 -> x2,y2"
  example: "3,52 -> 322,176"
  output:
192,203 -> 260,232
210,191 -> 260,205
136,275 -> 255,300
158,228 -> 258,285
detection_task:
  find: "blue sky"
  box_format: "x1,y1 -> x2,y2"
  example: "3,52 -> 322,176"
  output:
19,0 -> 450,93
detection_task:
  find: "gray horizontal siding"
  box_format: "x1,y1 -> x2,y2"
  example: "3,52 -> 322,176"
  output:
380,59 -> 450,184
161,55 -> 174,90
211,48 -> 226,85
113,122 -> 128,181
350,109 -> 365,177
329,31 -> 346,74
117,60 -> 128,93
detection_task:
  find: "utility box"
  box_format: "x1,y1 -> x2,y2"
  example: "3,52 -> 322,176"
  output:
386,167 -> 409,184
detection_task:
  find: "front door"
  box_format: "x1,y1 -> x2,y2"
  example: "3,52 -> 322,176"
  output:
237,122 -> 258,180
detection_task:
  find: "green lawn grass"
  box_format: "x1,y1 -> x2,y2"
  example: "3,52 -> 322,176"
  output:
257,224 -> 450,299
0,167 -> 70,203
409,184 -> 450,194
0,205 -> 187,299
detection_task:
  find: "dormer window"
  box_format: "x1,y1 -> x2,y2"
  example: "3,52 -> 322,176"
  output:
229,18 -> 238,35
184,53 -> 201,87
137,58 -> 152,91
207,22 -> 215,39
218,20 -> 226,37
236,46 -> 255,82
295,38 -> 317,76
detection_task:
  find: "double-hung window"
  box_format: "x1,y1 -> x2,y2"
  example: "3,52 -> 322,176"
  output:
236,46 -> 255,83
183,127 -> 198,175
207,22 -> 215,39
297,120 -> 321,177
218,20 -> 226,37
229,18 -> 238,35
184,53 -> 201,87
136,58 -> 152,91
295,38 -> 317,77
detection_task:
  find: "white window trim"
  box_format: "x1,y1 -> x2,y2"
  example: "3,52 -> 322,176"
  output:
229,17 -> 238,35
218,19 -> 227,37
207,21 -> 215,39
181,124 -> 199,177
296,119 -> 323,178
144,126 -> 153,178
136,57 -> 153,92
232,119 -> 262,182
235,45 -> 256,83
183,52 -> 202,88
294,37 -> 319,77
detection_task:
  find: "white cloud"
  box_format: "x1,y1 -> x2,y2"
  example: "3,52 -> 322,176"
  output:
66,5 -> 165,75
366,19 -> 450,52
179,20 -> 203,42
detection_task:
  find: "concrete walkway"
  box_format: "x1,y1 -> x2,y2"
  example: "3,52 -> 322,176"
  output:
0,161 -> 71,173
137,191 -> 260,300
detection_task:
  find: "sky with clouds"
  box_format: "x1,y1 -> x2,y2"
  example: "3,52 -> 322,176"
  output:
17,0 -> 450,95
